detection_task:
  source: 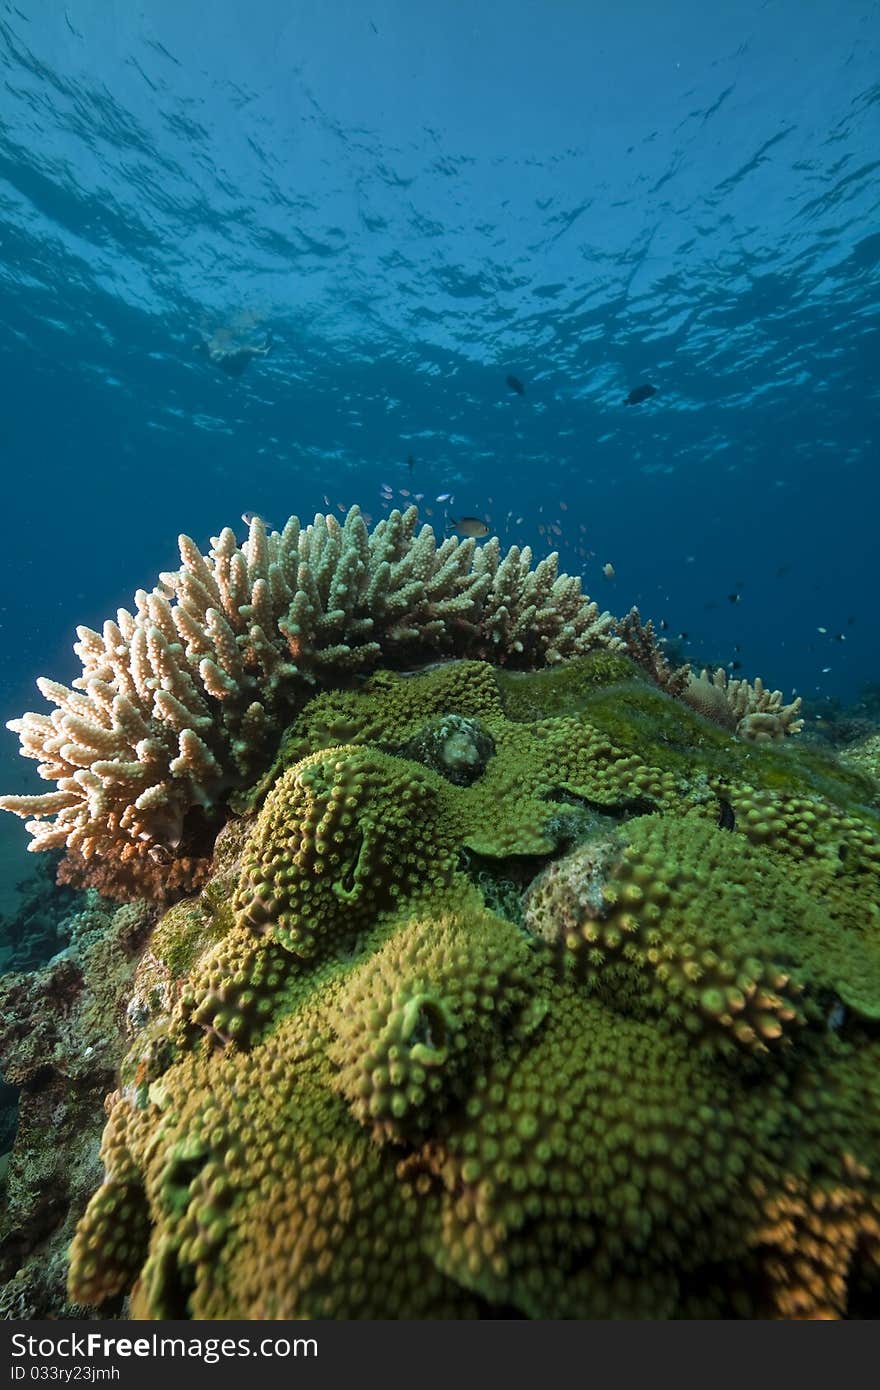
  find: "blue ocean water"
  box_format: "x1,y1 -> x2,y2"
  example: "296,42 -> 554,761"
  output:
0,0 -> 877,909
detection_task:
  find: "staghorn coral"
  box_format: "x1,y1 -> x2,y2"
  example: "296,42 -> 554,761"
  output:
59,656 -> 880,1320
0,509 -> 619,900
682,666 -> 804,741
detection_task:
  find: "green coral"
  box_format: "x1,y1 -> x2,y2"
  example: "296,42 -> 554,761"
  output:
328,900 -> 542,1142
523,815 -> 822,1055
68,657 -> 880,1319
235,745 -> 460,960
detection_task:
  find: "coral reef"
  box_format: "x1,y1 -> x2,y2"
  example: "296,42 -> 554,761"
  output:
52,655 -> 880,1320
0,509 -> 619,900
803,682 -> 880,749
839,733 -> 880,795
682,667 -> 804,741
0,852 -> 83,974
0,896 -> 154,1318
615,606 -> 690,699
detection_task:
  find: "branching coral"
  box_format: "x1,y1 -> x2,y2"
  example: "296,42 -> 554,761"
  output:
615,606 -> 690,699
682,667 -> 803,741
0,508 -> 619,899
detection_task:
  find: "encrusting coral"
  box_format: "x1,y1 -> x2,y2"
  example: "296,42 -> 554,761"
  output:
0,508 -> 621,899
54,654 -> 880,1320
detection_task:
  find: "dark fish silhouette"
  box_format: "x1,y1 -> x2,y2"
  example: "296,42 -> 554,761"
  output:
624,383 -> 657,406
717,799 -> 736,832
407,453 -> 415,475
506,374 -> 526,396
448,516 -> 490,539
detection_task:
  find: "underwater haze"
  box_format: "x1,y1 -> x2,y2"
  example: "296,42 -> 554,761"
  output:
0,0 -> 878,906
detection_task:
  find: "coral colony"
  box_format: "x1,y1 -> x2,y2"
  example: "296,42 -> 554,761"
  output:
2,508 -> 879,1319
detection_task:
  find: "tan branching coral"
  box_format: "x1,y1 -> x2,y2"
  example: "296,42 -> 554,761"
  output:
0,507 -> 619,898
682,667 -> 803,741
615,606 -> 690,698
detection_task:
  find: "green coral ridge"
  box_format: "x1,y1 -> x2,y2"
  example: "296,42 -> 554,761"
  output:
68,656 -> 880,1319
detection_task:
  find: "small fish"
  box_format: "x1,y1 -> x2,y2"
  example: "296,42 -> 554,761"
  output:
448,516 -> 490,539
717,799 -> 736,832
729,660 -> 743,671
602,562 -> 615,579
624,383 -> 657,406
833,633 -> 846,642
506,374 -> 526,396
826,1000 -> 847,1033
728,592 -> 742,604
435,492 -> 453,503
817,626 -> 827,634
678,631 -> 689,641
659,619 -> 669,631
407,453 -> 415,474
241,511 -> 277,531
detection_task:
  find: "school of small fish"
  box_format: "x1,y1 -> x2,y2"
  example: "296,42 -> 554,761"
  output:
237,368 -> 846,694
